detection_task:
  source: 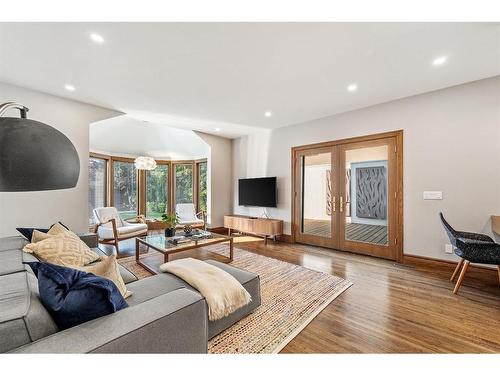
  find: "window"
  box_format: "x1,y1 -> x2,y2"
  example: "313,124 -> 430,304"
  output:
146,164 -> 169,219
175,164 -> 193,204
197,162 -> 207,212
88,157 -> 107,224
113,160 -> 138,220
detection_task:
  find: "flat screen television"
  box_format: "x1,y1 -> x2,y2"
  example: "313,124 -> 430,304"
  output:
238,177 -> 277,207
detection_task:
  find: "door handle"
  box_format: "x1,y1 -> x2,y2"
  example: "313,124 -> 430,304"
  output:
340,196 -> 344,212
332,196 -> 336,212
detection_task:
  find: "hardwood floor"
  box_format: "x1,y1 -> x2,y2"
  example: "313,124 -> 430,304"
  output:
101,235 -> 500,353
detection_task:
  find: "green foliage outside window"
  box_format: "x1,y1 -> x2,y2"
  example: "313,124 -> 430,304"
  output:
198,162 -> 207,212
146,165 -> 169,219
113,161 -> 137,220
175,164 -> 193,204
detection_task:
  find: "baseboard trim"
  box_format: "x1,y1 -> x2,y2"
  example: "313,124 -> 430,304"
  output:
404,254 -> 497,273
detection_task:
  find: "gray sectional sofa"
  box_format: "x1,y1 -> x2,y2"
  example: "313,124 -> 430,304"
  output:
0,234 -> 261,353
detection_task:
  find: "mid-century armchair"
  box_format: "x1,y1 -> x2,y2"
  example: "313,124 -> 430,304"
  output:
175,203 -> 206,230
93,207 -> 148,255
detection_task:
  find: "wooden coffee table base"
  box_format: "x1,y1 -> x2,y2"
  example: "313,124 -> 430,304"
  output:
135,235 -> 234,275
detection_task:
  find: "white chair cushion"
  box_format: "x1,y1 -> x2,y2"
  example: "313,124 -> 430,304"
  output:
176,203 -> 198,222
98,223 -> 147,240
93,207 -> 124,228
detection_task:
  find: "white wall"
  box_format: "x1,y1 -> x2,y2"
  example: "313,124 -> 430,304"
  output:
195,132 -> 232,228
0,82 -> 121,237
303,164 -> 330,221
232,76 -> 500,261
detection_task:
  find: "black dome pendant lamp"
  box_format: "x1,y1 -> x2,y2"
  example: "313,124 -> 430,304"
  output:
0,102 -> 80,192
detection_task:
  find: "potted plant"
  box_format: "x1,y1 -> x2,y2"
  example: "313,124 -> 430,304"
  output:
161,213 -> 178,237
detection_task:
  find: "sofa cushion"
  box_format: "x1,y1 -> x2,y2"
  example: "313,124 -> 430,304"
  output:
0,236 -> 28,252
25,262 -> 128,330
0,249 -> 26,276
0,272 -> 58,353
126,273 -> 188,306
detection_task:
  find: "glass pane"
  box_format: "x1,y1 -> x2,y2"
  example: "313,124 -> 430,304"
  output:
300,152 -> 332,238
88,158 -> 106,225
113,161 -> 138,220
175,164 -> 193,204
146,165 -> 169,219
198,162 -> 207,212
344,145 -> 388,246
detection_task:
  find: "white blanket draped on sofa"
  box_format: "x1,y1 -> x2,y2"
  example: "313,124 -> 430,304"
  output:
159,258 -> 251,321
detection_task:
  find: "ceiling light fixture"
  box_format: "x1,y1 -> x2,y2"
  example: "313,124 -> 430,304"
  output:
64,84 -> 75,92
134,156 -> 157,171
347,84 -> 358,92
90,33 -> 105,44
215,127 -> 221,132
264,111 -> 273,117
432,56 -> 447,66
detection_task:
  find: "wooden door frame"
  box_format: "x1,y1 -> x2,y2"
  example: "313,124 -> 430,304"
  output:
291,130 -> 404,262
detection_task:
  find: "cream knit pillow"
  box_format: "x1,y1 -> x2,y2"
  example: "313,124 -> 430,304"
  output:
75,255 -> 132,299
23,231 -> 99,267
31,222 -> 70,243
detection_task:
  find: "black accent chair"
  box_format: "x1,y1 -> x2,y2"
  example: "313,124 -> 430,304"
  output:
439,213 -> 500,294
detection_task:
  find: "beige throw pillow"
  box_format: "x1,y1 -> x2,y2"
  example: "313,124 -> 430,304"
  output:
31,222 -> 69,243
23,231 -> 99,267
75,255 -> 132,299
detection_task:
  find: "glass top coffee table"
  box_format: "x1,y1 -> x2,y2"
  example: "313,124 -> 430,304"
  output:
135,230 -> 233,274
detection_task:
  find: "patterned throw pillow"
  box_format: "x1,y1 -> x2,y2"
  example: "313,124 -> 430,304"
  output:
23,231 -> 99,267
75,255 -> 132,299
31,222 -> 70,243
16,221 -> 70,241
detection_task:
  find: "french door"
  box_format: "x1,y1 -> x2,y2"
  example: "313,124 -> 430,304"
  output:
292,131 -> 403,261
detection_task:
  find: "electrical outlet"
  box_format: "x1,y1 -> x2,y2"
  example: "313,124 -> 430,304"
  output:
445,244 -> 454,254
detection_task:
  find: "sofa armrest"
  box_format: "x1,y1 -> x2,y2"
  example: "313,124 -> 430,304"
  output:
12,289 -> 207,353
78,232 -> 99,248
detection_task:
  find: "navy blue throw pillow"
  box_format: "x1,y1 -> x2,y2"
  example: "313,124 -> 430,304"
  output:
24,262 -> 128,330
16,222 -> 70,241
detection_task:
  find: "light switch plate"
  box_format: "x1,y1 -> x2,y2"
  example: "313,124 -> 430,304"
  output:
445,244 -> 454,254
423,191 -> 443,200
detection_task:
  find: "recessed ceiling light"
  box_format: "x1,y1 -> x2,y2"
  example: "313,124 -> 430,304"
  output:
215,127 -> 221,132
347,84 -> 358,92
264,111 -> 273,117
64,84 -> 75,92
89,33 -> 105,44
432,56 -> 447,66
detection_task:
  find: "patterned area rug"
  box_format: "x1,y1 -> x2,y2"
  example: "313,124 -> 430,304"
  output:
117,244 -> 352,353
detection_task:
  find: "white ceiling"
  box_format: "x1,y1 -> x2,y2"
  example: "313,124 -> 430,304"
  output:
0,23 -> 499,138
90,116 -> 209,160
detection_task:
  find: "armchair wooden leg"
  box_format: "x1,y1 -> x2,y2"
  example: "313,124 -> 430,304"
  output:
453,260 -> 470,294
114,239 -> 120,257
450,258 -> 464,282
